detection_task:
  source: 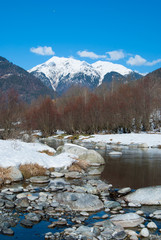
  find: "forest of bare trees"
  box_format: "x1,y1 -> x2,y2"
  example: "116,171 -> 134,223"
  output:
0,76 -> 161,138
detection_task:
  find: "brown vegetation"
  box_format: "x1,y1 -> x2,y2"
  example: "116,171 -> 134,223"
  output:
1,76 -> 161,138
39,150 -> 55,156
19,163 -> 46,179
0,167 -> 11,181
68,158 -> 89,172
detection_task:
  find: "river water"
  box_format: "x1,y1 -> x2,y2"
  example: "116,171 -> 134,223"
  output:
101,147 -> 161,189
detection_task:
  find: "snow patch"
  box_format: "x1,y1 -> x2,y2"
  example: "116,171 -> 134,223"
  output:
0,140 -> 75,169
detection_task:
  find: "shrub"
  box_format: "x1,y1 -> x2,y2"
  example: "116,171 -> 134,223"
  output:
19,163 -> 46,179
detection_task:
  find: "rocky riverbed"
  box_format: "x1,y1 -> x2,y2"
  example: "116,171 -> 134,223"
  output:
0,141 -> 161,239
0,170 -> 161,239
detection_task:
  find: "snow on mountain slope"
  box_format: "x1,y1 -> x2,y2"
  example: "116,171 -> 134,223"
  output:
29,56 -> 99,91
29,56 -> 134,92
92,61 -> 132,84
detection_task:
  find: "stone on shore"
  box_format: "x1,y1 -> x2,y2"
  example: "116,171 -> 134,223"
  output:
57,143 -> 105,166
8,167 -> 23,182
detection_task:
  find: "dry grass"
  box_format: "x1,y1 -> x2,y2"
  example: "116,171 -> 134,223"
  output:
19,163 -> 46,179
0,167 -> 12,181
68,158 -> 89,172
39,150 -> 55,156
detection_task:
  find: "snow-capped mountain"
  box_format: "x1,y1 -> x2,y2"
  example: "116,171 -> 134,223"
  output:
29,56 -> 141,94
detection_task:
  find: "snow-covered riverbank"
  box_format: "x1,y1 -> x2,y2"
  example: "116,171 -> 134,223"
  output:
80,132 -> 161,148
0,140 -> 75,168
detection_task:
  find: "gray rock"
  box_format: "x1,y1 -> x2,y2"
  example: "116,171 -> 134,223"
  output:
147,222 -> 157,229
27,195 -> 38,201
7,167 -> 23,182
5,194 -> 16,201
21,219 -> 34,228
79,149 -> 105,166
2,228 -> 14,236
17,192 -> 29,199
54,192 -> 104,212
58,143 -> 87,155
124,186 -> 161,205
88,168 -> 103,175
15,198 -> 29,208
140,228 -> 149,238
25,213 -> 41,222
65,172 -> 81,179
30,176 -> 50,184
50,172 -> 65,178
57,143 -> 105,166
118,187 -> 131,195
104,201 -> 120,209
0,199 -> 5,207
48,219 -> 67,228
111,213 -> 144,228
5,200 -> 15,208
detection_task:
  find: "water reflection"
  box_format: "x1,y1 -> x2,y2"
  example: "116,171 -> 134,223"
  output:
101,148 -> 161,189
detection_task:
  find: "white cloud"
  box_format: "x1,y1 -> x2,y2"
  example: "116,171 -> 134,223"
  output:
77,50 -> 106,59
146,59 -> 161,66
30,46 -> 55,56
127,54 -> 161,66
106,50 -> 125,61
127,55 -> 147,66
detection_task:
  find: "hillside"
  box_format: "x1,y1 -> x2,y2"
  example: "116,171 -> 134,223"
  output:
0,57 -> 55,102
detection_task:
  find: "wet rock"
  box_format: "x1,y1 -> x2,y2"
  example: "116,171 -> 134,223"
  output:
88,168 -> 103,175
54,192 -> 104,212
48,219 -> 67,228
111,213 -> 144,228
25,212 -> 41,222
50,172 -> 65,178
65,172 -> 81,179
30,176 -> 50,184
109,151 -> 122,156
118,187 -> 131,195
140,228 -> 149,238
147,222 -> 157,229
104,200 -> 120,209
7,166 -> 23,182
15,197 -> 29,208
27,195 -> 38,201
0,199 -> 5,207
2,227 -> 14,236
124,186 -> 161,205
20,219 -> 34,228
5,194 -> 16,201
5,200 -> 15,208
17,192 -> 29,199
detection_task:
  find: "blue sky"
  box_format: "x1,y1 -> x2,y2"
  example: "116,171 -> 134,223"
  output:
0,0 -> 161,74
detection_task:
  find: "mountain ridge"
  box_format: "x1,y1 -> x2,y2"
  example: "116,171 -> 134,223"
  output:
29,56 -> 142,94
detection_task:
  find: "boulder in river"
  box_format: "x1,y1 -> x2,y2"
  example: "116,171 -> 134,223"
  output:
57,143 -> 105,166
54,192 -> 104,212
111,213 -> 144,228
124,186 -> 161,205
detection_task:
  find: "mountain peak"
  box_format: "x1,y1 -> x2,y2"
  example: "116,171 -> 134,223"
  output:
29,56 -> 140,94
